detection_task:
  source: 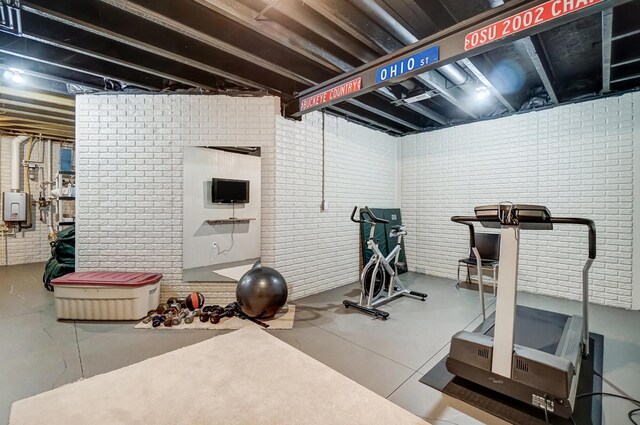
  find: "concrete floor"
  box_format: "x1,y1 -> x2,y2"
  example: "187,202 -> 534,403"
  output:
2,263 -> 639,425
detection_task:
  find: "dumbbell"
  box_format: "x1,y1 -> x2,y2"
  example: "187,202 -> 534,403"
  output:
152,314 -> 166,328
184,309 -> 201,324
142,310 -> 158,324
163,308 -> 180,327
199,312 -> 211,322
172,309 -> 189,326
210,307 -> 233,324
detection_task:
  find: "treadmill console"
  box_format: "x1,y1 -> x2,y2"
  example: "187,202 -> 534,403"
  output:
474,204 -> 553,230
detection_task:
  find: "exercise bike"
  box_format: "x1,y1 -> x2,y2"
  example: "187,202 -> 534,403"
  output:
343,206 -> 427,319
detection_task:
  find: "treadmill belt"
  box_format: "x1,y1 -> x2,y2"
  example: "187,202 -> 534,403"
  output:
419,334 -> 604,425
484,305 -> 569,355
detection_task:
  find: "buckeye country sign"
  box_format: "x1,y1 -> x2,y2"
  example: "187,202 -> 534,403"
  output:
465,0 -> 603,51
375,46 -> 440,84
299,77 -> 362,111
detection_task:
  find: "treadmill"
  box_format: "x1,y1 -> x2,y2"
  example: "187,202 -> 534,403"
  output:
447,203 -> 596,419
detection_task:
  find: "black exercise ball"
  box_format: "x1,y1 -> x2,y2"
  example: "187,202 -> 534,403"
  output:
236,266 -> 288,319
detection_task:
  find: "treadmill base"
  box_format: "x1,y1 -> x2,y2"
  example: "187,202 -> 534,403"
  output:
419,333 -> 603,425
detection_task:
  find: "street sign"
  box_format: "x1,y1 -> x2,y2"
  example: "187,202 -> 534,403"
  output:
299,77 -> 362,111
375,46 -> 440,84
465,0 -> 603,50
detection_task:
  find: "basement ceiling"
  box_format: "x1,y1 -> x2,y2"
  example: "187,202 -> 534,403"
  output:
0,0 -> 639,136
0,85 -> 75,139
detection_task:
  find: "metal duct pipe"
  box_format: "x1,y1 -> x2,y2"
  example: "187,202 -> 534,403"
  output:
357,0 -> 418,45
11,135 -> 29,192
439,64 -> 469,86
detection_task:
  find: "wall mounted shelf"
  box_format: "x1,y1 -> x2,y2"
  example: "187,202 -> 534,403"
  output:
205,218 -> 256,225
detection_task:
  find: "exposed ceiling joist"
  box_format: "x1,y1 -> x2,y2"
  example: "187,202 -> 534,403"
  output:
0,106 -> 74,124
0,115 -> 74,130
192,0 -> 351,73
349,98 -> 421,131
611,73 -> 640,84
18,23 -> 219,92
611,28 -> 640,41
0,85 -> 74,107
96,0 -> 316,86
0,98 -> 74,116
611,56 -> 640,67
328,105 -> 404,136
0,35 -> 159,91
21,3 -> 273,93
0,57 -> 105,94
0,122 -> 74,135
519,36 -> 559,104
602,9 -> 614,93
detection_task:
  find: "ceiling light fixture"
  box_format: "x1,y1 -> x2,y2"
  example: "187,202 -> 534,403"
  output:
4,67 -> 25,84
404,91 -> 434,104
392,88 -> 438,106
475,86 -> 490,100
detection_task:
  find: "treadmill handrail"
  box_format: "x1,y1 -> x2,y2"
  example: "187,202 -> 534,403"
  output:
452,215 -> 595,260
549,217 -> 596,260
550,217 -> 596,357
451,216 -> 480,248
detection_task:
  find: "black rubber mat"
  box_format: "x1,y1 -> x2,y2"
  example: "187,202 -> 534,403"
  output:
419,334 -> 604,425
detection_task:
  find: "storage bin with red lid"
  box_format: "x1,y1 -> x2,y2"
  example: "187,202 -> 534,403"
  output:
52,272 -> 163,320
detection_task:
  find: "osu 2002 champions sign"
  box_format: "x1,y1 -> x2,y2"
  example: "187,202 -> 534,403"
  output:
465,0 -> 603,50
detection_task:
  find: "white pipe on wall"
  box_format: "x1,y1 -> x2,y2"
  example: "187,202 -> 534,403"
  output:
11,135 -> 29,191
47,139 -> 54,234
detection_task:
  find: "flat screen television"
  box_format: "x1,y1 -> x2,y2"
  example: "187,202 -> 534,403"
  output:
212,178 -> 250,204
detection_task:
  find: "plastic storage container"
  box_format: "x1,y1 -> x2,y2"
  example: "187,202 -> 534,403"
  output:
52,272 -> 162,320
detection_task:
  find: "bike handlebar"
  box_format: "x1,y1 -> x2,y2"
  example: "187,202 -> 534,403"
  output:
351,206 -> 390,224
350,206 -> 363,223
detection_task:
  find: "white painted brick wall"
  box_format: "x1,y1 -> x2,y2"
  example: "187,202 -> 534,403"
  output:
401,93 -> 636,309
75,95 -> 279,302
274,112 -> 398,299
0,136 -> 62,266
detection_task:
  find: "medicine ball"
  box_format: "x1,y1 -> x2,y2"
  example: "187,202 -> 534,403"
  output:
185,292 -> 205,311
236,266 -> 288,319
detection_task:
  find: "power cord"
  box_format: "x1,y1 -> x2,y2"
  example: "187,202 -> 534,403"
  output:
218,223 -> 235,255
576,392 -> 640,424
540,377 -> 640,425
211,204 -> 236,257
543,395 -> 550,424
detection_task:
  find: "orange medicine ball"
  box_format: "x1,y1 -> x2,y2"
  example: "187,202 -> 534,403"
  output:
185,292 -> 205,311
